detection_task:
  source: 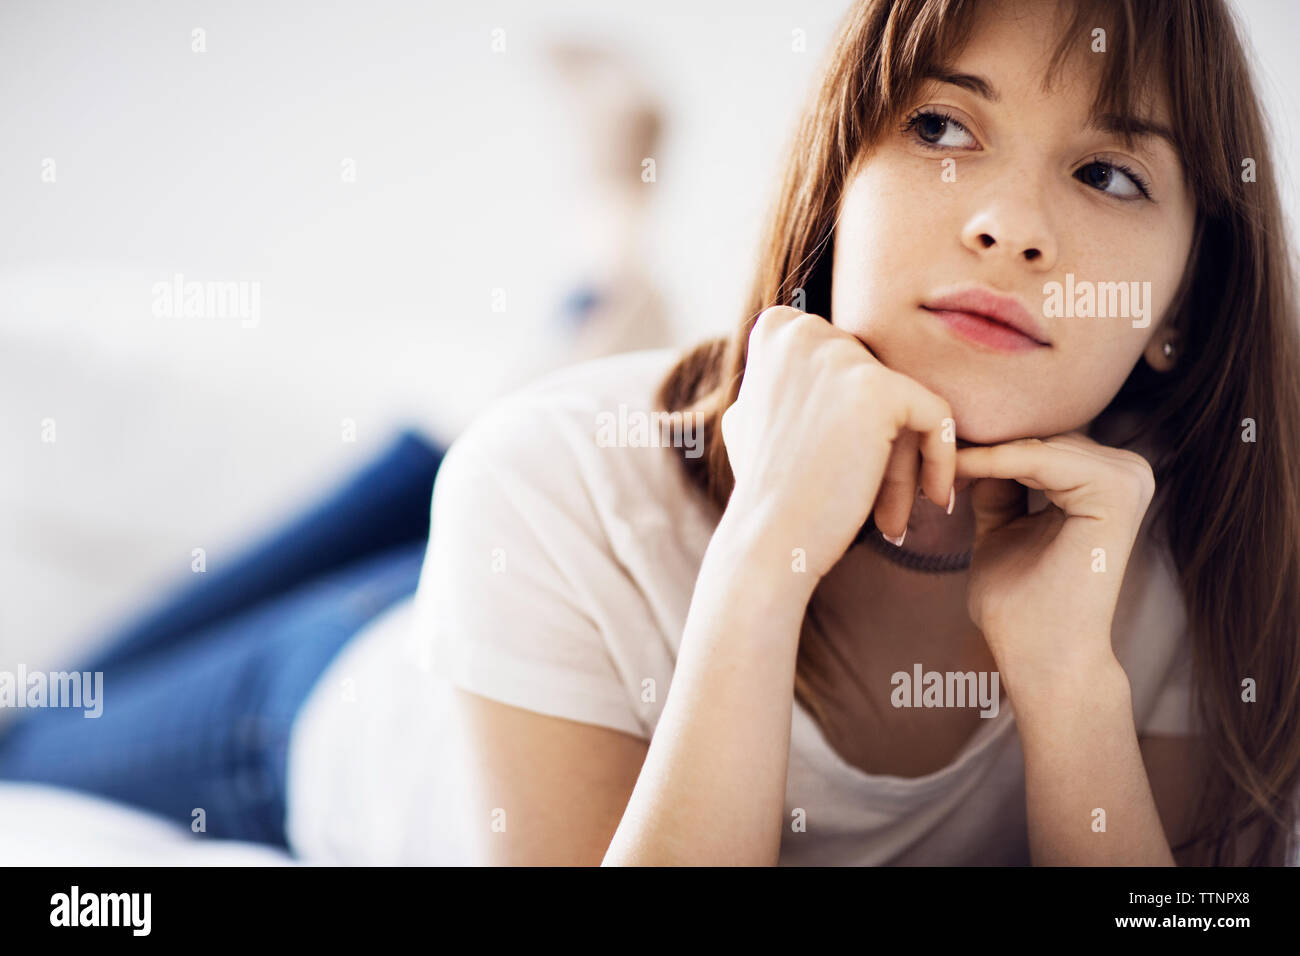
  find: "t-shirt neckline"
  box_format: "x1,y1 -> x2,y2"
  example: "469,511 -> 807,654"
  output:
789,692 -> 1019,804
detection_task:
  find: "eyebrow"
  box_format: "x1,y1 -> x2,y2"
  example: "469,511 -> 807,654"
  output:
1090,113 -> 1178,152
923,68 -> 1000,102
922,69 -> 1177,153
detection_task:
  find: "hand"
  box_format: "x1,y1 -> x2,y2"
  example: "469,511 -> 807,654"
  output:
954,431 -> 1157,696
720,306 -> 957,582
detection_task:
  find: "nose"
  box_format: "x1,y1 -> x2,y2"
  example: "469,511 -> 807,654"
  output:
960,193 -> 1058,272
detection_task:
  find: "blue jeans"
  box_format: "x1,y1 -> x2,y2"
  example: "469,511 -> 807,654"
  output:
0,429 -> 445,849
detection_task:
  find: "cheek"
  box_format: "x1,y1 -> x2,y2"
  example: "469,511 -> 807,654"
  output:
830,163 -> 933,335
1067,205 -> 1194,318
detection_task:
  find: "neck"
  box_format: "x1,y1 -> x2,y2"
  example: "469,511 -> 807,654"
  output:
876,484 -> 977,558
816,485 -> 981,622
799,492 -> 991,737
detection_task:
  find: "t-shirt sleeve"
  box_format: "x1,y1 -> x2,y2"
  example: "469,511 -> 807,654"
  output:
413,399 -> 647,740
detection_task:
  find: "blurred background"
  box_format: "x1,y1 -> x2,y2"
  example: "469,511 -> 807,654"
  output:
2,0 -> 1298,685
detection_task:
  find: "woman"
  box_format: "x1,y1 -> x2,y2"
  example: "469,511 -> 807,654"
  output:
421,0 -> 1300,866
4,0 -> 1298,866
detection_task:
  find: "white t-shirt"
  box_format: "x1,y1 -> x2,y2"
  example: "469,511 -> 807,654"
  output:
285,347 -> 1199,865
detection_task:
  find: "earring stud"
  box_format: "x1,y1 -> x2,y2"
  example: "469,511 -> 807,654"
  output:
1162,341 -> 1174,358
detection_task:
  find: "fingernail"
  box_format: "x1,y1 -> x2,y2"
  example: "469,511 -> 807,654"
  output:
881,529 -> 906,547
946,486 -> 955,515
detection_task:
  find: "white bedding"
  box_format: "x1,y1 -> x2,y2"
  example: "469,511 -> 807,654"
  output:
0,783 -> 297,866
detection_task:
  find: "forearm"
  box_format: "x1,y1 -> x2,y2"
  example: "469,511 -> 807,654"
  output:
1013,651 -> 1176,866
602,508 -> 811,866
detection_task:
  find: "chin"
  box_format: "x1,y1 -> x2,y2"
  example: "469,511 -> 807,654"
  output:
956,414 -> 1072,445
862,342 -> 1066,444
945,403 -> 1050,446
897,378 -> 1035,446
953,422 -> 1019,446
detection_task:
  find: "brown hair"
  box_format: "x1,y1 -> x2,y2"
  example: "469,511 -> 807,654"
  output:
657,0 -> 1300,865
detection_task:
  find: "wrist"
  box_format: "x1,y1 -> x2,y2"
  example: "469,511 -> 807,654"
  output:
1011,651 -> 1133,742
709,495 -> 819,603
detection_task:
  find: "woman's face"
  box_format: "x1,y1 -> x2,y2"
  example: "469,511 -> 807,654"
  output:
830,0 -> 1195,444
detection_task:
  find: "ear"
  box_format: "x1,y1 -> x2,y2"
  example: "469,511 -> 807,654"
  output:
1143,330 -> 1179,373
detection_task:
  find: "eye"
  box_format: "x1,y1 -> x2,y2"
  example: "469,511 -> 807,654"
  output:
1074,158 -> 1152,201
901,109 -> 978,149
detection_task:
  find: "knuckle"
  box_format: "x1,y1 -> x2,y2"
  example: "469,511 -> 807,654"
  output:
754,305 -> 799,335
1127,476 -> 1149,507
848,359 -> 884,391
783,311 -> 828,349
1107,459 -> 1152,505
1129,460 -> 1156,501
1122,448 -> 1153,472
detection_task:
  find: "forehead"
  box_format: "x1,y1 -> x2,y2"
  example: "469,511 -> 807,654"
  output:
938,0 -> 1173,125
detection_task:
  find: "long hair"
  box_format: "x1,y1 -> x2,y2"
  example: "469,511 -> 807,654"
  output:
656,0 -> 1300,865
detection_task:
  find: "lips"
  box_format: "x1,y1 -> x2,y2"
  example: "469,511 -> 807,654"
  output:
922,287 -> 1051,348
